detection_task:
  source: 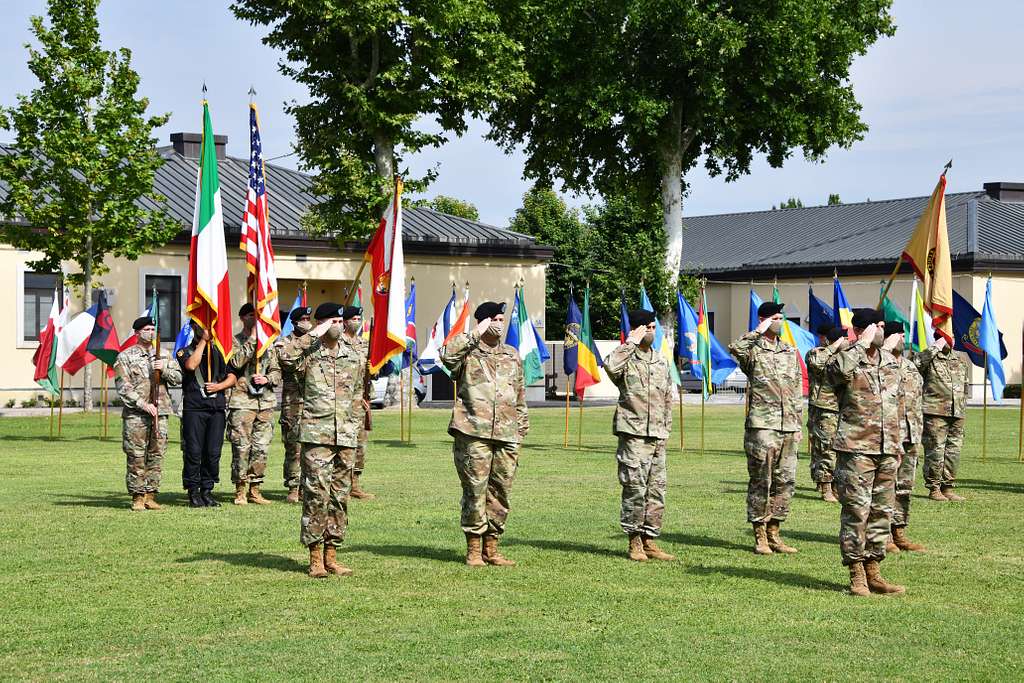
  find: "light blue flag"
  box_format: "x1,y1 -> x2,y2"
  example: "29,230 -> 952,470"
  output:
640,286 -> 681,385
979,278 -> 1006,401
676,291 -> 738,385
748,289 -> 763,332
172,319 -> 194,356
280,290 -> 305,338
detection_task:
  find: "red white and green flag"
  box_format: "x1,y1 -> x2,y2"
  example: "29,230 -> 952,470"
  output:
32,285 -> 62,396
186,99 -> 233,361
365,177 -> 407,373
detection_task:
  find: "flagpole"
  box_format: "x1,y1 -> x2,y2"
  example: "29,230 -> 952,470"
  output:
983,352 -> 988,463
700,387 -> 705,457
49,389 -> 55,438
1019,320 -> 1024,463
577,385 -> 584,450
399,364 -> 406,441
58,371 -> 65,437
564,374 -> 571,448
103,370 -> 109,438
99,367 -> 104,438
678,386 -> 684,452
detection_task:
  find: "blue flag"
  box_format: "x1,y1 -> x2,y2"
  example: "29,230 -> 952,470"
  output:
564,292 -> 582,376
401,282 -> 417,370
808,287 -> 834,335
952,289 -> 1007,368
748,289 -> 763,332
172,319 -> 194,356
979,279 -> 1006,401
619,292 -> 631,343
677,292 -> 738,385
280,289 -> 304,338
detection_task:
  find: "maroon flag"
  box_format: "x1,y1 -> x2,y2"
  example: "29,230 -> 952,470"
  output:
87,290 -> 121,367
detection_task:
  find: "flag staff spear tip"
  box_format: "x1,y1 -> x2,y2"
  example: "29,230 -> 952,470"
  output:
942,159 -> 953,177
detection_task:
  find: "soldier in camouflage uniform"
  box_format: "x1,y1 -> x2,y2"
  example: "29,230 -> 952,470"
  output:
227,303 -> 281,506
916,332 -> 971,502
347,310 -> 375,501
728,301 -> 803,555
825,310 -> 905,596
114,316 -> 182,511
604,309 -> 676,562
883,321 -> 927,552
279,303 -> 363,578
805,325 -> 847,503
277,306 -> 312,504
441,301 -> 528,568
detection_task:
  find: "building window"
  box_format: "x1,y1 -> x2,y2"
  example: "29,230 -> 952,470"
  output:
144,275 -> 182,342
23,272 -> 60,342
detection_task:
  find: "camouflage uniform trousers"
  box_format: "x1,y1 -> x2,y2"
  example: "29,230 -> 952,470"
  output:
922,415 -> 965,490
616,435 -> 667,537
893,442 -> 918,527
835,450 -> 898,565
453,432 -> 519,536
279,405 -> 302,489
299,444 -> 354,548
807,406 -> 839,484
228,408 -> 275,485
355,421 -> 368,474
743,428 -> 799,523
122,412 -> 168,494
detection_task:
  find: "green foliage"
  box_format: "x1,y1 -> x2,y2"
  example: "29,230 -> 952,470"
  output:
232,0 -> 528,240
776,197 -> 804,210
4,399 -> 14,409
424,195 -> 479,221
0,0 -> 178,290
19,398 -> 37,408
828,193 -> 842,205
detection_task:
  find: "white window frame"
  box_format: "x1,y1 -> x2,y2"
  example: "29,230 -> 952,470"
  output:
16,263 -> 61,350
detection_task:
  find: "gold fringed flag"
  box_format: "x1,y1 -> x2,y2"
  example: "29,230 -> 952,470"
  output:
901,175 -> 953,345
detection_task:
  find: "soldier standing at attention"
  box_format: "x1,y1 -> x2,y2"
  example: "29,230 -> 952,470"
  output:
346,307 -> 376,501
916,331 -> 971,502
441,302 -> 528,568
114,316 -> 182,511
604,309 -> 675,562
728,301 -> 803,555
805,325 -> 847,503
826,309 -> 905,596
280,303 -> 364,579
277,306 -> 312,504
883,321 -> 927,553
227,303 -> 281,506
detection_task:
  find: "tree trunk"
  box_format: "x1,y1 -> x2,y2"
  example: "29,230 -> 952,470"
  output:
659,102 -> 685,297
373,131 -> 394,181
82,239 -> 93,411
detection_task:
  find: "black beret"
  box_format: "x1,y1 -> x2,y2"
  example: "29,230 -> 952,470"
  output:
132,316 -> 154,331
851,308 -> 883,328
474,301 -> 505,322
758,302 -> 784,318
628,309 -> 656,328
314,302 -> 342,320
883,320 -> 906,338
816,323 -> 834,336
342,305 -> 362,320
825,327 -> 846,344
238,303 -> 255,317
288,306 -> 312,323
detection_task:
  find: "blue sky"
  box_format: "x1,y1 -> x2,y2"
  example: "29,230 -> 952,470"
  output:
2,1 -> 1022,226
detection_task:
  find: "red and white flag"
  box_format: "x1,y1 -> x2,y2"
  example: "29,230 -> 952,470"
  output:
366,178 -> 407,373
239,102 -> 280,356
443,284 -> 471,346
56,300 -> 96,376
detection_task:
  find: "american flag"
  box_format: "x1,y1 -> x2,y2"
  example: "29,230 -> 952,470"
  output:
240,103 -> 281,356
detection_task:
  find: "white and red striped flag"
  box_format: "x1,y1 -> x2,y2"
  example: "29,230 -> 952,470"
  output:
239,102 -> 280,355
366,177 -> 407,373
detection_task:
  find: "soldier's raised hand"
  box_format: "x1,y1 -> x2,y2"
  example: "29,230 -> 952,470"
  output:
627,326 -> 647,345
829,334 -> 847,351
475,317 -> 492,337
755,315 -> 774,335
882,332 -> 902,352
200,328 -> 211,343
857,323 -> 878,348
311,319 -> 333,338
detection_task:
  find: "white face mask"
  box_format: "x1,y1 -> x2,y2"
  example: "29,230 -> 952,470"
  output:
768,320 -> 783,335
344,319 -> 361,336
325,323 -> 342,340
138,330 -> 155,343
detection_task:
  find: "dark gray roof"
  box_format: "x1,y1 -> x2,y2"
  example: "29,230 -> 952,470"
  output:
681,187 -> 1024,277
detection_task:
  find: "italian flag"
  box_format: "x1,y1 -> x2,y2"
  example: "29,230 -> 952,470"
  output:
186,100 -> 233,361
32,286 -> 62,396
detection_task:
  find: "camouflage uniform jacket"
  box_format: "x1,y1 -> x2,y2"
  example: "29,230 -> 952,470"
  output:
728,332 -> 803,432
604,342 -> 673,439
279,333 -> 364,447
805,345 -> 843,411
897,354 -> 924,444
441,331 -> 529,444
227,333 -> 281,410
114,344 -> 182,416
914,346 -> 971,417
350,335 -> 369,427
276,332 -> 306,409
825,344 -> 903,455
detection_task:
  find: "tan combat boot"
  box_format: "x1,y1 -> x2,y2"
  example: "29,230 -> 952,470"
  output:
465,534 -> 485,567
323,545 -> 353,576
130,494 -> 146,512
766,520 -> 798,554
641,537 -> 676,561
864,559 -> 905,594
247,484 -> 272,505
349,474 -> 376,500
233,483 -> 248,506
941,486 -> 965,502
848,562 -> 870,597
928,487 -> 947,502
886,536 -> 900,554
483,534 -> 516,566
627,533 -> 649,562
752,523 -> 773,555
143,492 -> 162,510
819,482 -> 838,503
285,487 -> 300,504
892,526 -> 926,552
308,543 -> 328,579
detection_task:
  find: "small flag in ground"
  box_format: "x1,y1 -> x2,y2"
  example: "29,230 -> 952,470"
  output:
677,291 -> 738,387
773,285 -> 813,394
417,288 -> 457,376
979,277 -> 1006,401
57,305 -> 97,376
574,285 -> 603,397
32,285 -> 61,396
833,274 -> 855,339
443,284 -> 471,346
748,288 -> 763,332
696,288 -> 713,399
808,285 -> 834,334
401,281 -> 417,370
86,289 -> 121,367
952,289 -> 1007,368
563,290 -> 582,377
640,286 -> 681,386
618,291 -> 630,344
506,284 -> 547,386
280,285 -> 306,338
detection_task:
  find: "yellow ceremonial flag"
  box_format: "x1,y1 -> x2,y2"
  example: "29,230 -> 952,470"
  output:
901,174 -> 953,345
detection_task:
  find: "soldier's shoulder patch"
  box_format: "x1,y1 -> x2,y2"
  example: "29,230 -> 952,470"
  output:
176,350 -> 185,358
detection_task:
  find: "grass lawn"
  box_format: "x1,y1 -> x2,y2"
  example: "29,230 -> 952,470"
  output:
0,404 -> 1022,681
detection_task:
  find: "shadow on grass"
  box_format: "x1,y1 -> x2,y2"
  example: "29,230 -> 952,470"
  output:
53,491 -> 190,509
958,478 -> 1024,494
176,552 -> 305,573
687,563 -> 846,592
782,530 -> 837,545
374,440 -> 418,449
504,537 -> 622,559
659,532 -> 749,552
358,543 -> 463,564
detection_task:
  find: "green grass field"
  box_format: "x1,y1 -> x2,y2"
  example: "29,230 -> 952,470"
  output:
1,405 -> 1022,681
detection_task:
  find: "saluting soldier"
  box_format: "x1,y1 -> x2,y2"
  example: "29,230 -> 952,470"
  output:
826,310 -> 905,597
728,301 -> 803,555
277,306 -> 312,504
604,309 -> 676,562
114,316 -> 182,511
441,302 -> 528,568
805,325 -> 847,503
916,331 -> 971,502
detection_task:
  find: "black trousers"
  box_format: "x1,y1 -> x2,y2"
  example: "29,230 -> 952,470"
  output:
181,409 -> 226,491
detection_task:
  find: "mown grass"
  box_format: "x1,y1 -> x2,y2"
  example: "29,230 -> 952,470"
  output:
0,405 -> 1022,681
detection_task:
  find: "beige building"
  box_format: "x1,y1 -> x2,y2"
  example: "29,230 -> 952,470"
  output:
1,132 -> 553,405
